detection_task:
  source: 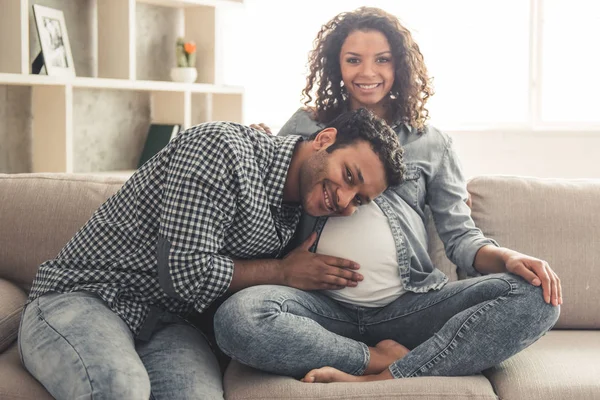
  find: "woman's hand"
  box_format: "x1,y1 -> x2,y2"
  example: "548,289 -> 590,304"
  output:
249,123 -> 272,135
503,250 -> 562,306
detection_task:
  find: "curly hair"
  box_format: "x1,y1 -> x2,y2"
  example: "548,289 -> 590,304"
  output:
308,108 -> 406,187
302,7 -> 433,132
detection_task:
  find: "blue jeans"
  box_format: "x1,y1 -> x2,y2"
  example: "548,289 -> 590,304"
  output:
214,273 -> 559,379
18,291 -> 224,399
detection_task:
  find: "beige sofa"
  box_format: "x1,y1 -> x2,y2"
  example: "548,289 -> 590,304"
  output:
0,173 -> 599,400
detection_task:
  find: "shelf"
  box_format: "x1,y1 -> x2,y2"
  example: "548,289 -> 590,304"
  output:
0,73 -> 243,94
0,0 -> 244,174
137,0 -> 242,7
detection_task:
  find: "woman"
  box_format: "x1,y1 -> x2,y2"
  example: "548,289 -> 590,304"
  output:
216,7 -> 562,383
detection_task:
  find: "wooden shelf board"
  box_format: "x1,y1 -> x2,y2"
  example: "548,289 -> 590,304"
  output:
0,73 -> 243,94
136,0 -> 242,8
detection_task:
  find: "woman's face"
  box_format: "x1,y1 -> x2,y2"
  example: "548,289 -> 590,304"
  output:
339,29 -> 395,116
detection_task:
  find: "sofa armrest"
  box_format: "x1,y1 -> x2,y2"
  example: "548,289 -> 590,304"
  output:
0,278 -> 28,353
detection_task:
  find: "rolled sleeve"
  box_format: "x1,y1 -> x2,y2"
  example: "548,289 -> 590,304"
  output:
192,254 -> 234,311
426,137 -> 499,276
453,236 -> 499,277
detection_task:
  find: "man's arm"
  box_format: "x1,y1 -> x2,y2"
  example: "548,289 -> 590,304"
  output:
228,232 -> 363,293
474,245 -> 562,306
159,125 -> 362,308
157,126 -> 243,309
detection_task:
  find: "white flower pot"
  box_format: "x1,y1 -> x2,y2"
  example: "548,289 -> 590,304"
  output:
170,67 -> 198,83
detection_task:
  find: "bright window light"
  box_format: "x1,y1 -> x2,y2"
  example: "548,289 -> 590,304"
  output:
220,0 -> 598,131
541,0 -> 600,123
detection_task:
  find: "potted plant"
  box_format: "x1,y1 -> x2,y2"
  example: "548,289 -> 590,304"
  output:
170,37 -> 197,83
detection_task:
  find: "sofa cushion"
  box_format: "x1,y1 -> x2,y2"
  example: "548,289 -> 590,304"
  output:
0,279 -> 27,353
0,344 -> 53,400
0,173 -> 126,291
468,176 -> 600,329
223,361 -> 498,400
484,330 -> 600,400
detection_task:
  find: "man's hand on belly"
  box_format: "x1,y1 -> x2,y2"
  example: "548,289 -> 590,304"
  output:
280,232 -> 363,291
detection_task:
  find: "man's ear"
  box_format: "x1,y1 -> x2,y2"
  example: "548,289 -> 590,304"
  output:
312,127 -> 338,150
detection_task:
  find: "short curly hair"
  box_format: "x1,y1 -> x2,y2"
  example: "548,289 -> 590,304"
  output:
308,108 -> 405,187
302,7 -> 433,132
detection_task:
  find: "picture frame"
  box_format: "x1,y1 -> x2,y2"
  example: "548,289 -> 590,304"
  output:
32,5 -> 76,77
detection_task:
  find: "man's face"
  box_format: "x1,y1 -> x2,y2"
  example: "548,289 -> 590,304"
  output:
299,131 -> 387,217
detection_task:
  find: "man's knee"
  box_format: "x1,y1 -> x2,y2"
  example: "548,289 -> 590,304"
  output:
93,365 -> 151,400
42,358 -> 151,400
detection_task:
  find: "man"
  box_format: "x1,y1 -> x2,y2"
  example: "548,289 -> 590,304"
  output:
18,108 -> 404,399
213,129 -> 562,383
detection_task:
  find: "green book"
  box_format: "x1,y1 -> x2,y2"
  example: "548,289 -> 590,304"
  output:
137,124 -> 181,168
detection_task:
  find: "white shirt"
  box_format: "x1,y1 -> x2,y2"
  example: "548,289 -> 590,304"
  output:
317,202 -> 405,307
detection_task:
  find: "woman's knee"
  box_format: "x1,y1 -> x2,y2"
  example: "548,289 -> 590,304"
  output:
474,273 -> 560,332
214,285 -> 295,353
216,284 -> 295,319
518,280 -> 561,329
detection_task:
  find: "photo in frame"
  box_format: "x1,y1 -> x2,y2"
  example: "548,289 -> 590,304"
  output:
32,5 -> 76,77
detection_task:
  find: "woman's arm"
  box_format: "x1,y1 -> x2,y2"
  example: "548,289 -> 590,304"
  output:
474,245 -> 562,306
425,133 -> 495,277
425,131 -> 562,307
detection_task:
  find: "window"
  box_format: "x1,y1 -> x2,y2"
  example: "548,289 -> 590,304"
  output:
541,0 -> 600,124
384,0 -> 530,129
221,0 -> 600,131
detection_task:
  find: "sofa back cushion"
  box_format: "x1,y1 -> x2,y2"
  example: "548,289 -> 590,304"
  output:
426,206 -> 459,282
0,174 -> 126,291
467,175 -> 600,329
0,278 -> 27,352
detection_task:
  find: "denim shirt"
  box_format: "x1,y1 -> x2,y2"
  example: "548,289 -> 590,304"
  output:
279,108 -> 498,293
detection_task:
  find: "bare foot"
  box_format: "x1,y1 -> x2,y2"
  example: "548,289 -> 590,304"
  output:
300,340 -> 408,384
301,367 -> 394,383
364,339 -> 410,375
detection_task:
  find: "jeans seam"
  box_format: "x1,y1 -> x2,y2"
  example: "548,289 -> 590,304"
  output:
17,302 -> 28,366
277,297 -> 355,325
400,277 -> 514,378
35,301 -> 96,398
370,276 -> 513,326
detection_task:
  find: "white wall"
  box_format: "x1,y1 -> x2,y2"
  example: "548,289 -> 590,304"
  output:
450,130 -> 600,179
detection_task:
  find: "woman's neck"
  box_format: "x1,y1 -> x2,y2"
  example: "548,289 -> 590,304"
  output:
349,99 -> 392,125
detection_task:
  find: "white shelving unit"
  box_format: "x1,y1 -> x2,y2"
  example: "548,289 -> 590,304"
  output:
0,0 -> 244,173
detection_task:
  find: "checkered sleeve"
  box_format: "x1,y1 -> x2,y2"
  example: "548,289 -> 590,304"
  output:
157,125 -> 240,313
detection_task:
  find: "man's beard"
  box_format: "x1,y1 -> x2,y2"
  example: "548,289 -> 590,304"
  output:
298,150 -> 329,214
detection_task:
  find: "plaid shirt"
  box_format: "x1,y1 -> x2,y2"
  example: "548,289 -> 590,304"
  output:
29,122 -> 303,335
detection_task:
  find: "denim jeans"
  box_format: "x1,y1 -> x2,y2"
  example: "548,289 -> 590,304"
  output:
214,273 -> 559,379
18,291 -> 224,399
